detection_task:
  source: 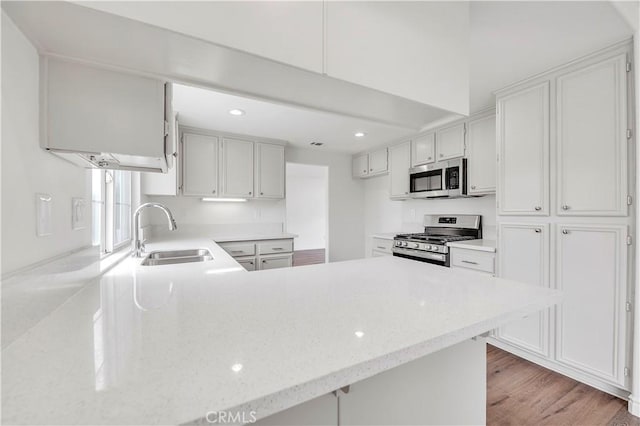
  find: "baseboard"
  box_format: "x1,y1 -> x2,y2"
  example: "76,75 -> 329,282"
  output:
488,337 -> 630,400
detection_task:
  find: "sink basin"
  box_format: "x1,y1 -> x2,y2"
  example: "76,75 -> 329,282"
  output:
141,249 -> 213,266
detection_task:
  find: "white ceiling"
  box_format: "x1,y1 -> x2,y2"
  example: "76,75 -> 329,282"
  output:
470,1 -> 635,112
172,83 -> 416,153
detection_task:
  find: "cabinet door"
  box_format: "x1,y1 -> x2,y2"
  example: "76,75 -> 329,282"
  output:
259,254 -> 293,270
368,148 -> 388,175
556,224 -> 628,387
389,142 -> 411,198
466,113 -> 496,195
497,223 -> 550,357
436,123 -> 465,161
411,132 -> 435,166
182,132 -> 219,197
497,82 -> 550,215
556,54 -> 628,216
220,137 -> 254,198
236,257 -> 257,272
256,143 -> 285,199
352,154 -> 369,178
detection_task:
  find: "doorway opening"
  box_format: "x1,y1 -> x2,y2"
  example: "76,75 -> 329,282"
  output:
285,163 -> 329,266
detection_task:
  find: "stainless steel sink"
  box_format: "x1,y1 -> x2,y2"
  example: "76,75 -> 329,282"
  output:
141,249 -> 214,266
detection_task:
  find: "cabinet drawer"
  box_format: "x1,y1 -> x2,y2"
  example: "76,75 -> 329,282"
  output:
236,256 -> 257,271
372,249 -> 391,257
451,248 -> 495,274
219,242 -> 256,257
259,254 -> 293,270
372,237 -> 393,254
257,239 -> 293,255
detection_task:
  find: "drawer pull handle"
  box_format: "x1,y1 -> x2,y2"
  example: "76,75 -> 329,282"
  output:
377,246 -> 386,250
461,260 -> 479,265
272,247 -> 284,251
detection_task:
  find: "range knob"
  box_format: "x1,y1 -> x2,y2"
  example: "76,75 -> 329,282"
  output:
411,243 -> 419,249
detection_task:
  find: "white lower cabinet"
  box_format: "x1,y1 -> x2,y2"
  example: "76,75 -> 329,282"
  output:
236,256 -> 257,271
496,223 -> 550,357
555,224 -> 629,387
219,238 -> 294,271
450,248 -> 495,275
259,254 -> 293,270
371,237 -> 393,257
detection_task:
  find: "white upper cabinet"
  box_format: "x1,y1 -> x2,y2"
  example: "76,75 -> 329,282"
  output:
411,132 -> 435,167
436,123 -> 465,161
497,82 -> 550,215
182,132 -> 219,197
256,143 -> 285,199
368,148 -> 388,175
556,54 -> 628,216
325,2 -> 469,114
353,154 -> 369,178
389,142 -> 411,199
466,113 -> 496,195
555,224 -> 628,387
497,223 -> 550,357
220,138 -> 254,198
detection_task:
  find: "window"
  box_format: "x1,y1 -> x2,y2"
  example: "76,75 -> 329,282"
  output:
91,169 -> 132,254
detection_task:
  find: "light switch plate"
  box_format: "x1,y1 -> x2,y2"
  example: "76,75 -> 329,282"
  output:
72,197 -> 86,230
36,193 -> 53,237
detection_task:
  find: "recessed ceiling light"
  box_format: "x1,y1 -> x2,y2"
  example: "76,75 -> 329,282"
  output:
228,109 -> 245,116
354,132 -> 366,138
231,363 -> 243,373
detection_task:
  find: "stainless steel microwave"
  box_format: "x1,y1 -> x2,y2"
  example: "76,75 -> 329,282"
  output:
409,158 -> 468,198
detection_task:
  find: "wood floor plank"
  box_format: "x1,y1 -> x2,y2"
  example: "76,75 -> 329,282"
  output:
487,344 -> 639,426
293,249 -> 325,267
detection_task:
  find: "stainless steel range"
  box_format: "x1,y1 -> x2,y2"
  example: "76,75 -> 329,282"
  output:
392,215 -> 482,267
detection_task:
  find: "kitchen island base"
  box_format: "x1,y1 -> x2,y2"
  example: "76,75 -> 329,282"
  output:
257,338 -> 486,426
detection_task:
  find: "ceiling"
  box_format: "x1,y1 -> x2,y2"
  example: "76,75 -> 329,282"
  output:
172,83 -> 416,153
470,1 -> 635,112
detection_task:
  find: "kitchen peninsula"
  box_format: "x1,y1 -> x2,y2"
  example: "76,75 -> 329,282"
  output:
2,238 -> 561,425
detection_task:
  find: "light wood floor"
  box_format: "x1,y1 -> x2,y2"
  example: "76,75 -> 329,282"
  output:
487,344 -> 640,426
293,249 -> 326,267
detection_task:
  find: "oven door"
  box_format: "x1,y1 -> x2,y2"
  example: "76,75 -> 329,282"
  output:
392,247 -> 449,267
409,165 -> 448,198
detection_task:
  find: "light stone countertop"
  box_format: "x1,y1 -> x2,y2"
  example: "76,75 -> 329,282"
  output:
371,232 -> 400,240
2,237 -> 560,425
446,239 -> 497,253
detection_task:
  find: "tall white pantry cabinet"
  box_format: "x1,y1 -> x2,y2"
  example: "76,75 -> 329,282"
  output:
491,40 -> 635,398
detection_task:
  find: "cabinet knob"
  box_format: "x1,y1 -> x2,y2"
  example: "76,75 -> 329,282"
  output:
405,192 -> 408,194
562,205 -> 570,210
428,157 -> 432,160
471,185 -> 476,190
534,206 -> 542,211
212,190 -> 216,194
439,154 -> 444,157
534,228 -> 542,233
363,169 -> 366,173
562,229 -> 569,235
369,168 -> 373,171
260,192 -> 263,195
249,192 -> 252,195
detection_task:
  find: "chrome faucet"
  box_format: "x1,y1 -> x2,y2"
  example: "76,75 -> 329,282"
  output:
132,203 -> 177,257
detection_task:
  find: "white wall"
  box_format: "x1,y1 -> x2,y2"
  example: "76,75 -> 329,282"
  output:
1,12 -> 92,275
143,195 -> 285,228
363,174 -> 496,256
285,163 -> 327,251
286,147 -> 365,262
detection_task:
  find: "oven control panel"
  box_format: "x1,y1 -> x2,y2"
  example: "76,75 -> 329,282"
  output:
393,240 -> 448,254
